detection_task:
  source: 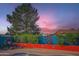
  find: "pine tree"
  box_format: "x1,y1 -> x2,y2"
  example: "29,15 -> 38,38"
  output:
7,3 -> 40,34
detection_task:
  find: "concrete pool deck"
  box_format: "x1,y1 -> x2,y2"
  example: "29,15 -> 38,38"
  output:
0,48 -> 79,56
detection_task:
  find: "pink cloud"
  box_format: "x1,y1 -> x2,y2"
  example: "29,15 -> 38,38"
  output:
36,13 -> 57,34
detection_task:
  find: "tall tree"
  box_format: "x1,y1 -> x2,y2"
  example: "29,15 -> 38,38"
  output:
7,3 -> 40,34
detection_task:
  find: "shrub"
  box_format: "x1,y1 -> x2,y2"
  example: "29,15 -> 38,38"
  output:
13,33 -> 40,43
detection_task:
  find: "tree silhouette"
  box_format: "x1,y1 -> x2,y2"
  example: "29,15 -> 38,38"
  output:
7,3 -> 40,34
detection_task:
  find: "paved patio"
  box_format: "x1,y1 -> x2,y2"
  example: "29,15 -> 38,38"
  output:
0,48 -> 79,56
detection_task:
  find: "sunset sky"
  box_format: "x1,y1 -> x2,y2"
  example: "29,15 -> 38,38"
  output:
0,3 -> 79,34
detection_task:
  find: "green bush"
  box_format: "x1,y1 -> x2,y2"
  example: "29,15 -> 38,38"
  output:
31,34 -> 38,44
13,35 -> 20,43
57,33 -> 65,45
65,33 -> 76,45
13,34 -> 40,43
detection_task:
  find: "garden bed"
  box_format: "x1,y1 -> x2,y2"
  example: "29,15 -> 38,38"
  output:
15,43 -> 79,52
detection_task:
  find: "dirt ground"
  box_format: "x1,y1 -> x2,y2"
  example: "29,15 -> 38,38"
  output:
0,48 -> 79,56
